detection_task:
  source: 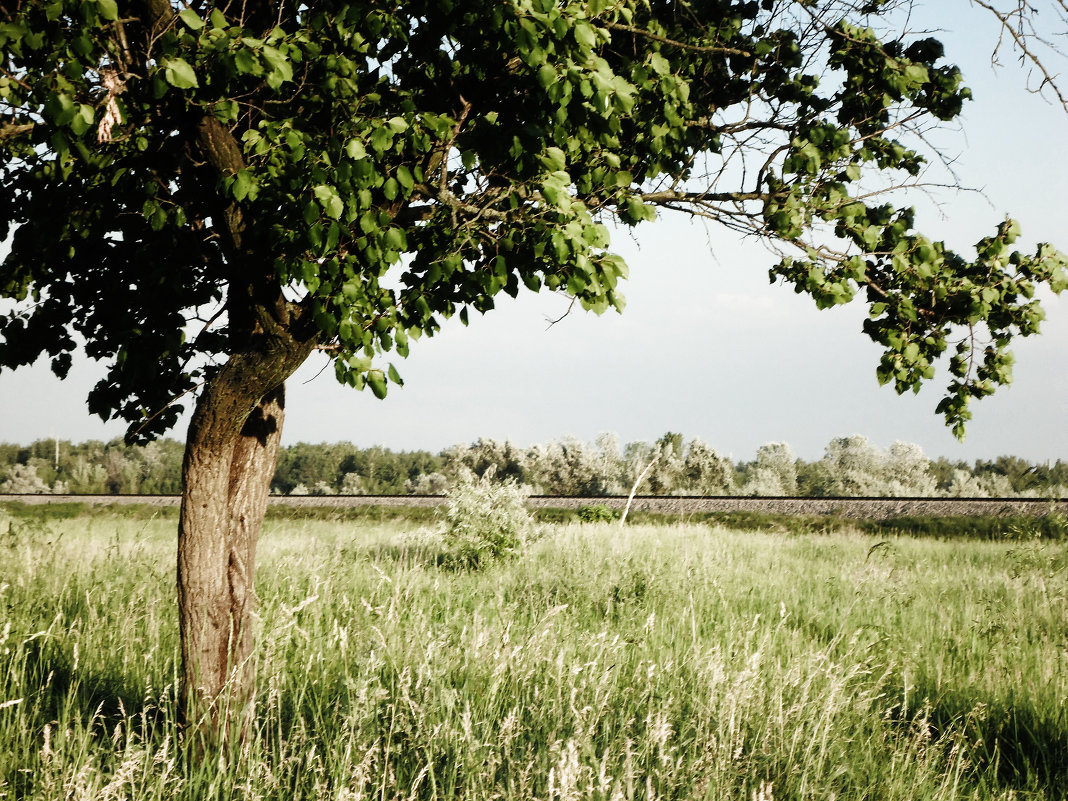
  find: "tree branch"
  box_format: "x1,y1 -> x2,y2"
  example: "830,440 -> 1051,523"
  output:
0,121 -> 33,141
970,0 -> 1068,111
605,21 -> 753,57
640,189 -> 769,204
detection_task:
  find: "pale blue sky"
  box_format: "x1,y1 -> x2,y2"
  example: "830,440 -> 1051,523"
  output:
1,6 -> 1065,463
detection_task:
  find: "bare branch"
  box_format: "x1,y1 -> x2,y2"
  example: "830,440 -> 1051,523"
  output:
640,189 -> 768,204
544,295 -> 578,330
970,0 -> 1068,111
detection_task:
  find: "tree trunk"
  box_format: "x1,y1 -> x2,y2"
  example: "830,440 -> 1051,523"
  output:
177,329 -> 314,745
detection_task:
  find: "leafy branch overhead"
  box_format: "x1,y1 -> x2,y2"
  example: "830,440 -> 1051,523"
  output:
1,0 -> 1065,440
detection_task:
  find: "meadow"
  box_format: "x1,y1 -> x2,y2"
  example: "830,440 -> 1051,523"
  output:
1,505 -> 1066,800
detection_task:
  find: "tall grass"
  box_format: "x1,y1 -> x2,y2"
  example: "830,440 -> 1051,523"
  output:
1,507 -> 1065,799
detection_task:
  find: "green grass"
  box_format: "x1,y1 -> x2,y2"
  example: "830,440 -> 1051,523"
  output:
1,506 -> 1066,799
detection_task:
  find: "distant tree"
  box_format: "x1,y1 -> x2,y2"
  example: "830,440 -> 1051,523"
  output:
525,436 -> 613,495
974,455 -> 1047,494
592,432 -> 627,493
681,438 -> 735,495
946,468 -> 1017,498
929,456 -> 971,493
742,442 -> 799,496
883,441 -> 937,496
404,471 -> 448,495
138,439 -> 185,494
818,435 -> 887,496
443,439 -> 528,486
0,462 -> 52,494
3,0 -> 1066,742
1050,461 -> 1068,494
67,457 -> 109,494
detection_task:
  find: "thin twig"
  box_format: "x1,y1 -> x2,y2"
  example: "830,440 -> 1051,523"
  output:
620,452 -> 659,527
605,21 -> 753,57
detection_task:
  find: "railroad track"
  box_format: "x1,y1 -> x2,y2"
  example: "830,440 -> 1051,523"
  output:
2,493 -> 1064,520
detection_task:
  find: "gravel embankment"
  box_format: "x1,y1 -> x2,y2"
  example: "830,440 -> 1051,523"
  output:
2,493 -> 1064,520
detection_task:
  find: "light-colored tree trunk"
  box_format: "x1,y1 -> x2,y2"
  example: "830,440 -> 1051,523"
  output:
177,324 -> 314,746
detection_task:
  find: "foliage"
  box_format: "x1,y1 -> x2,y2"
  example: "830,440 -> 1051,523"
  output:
809,435 -> 938,497
271,441 -> 442,494
437,471 -> 536,568
1006,504 -> 1068,542
681,437 -> 736,495
0,438 -> 184,495
740,441 -> 799,496
576,503 -> 618,523
3,1 -> 1068,734
2,433 -> 1066,499
0,463 -> 56,494
1,1 -> 1066,445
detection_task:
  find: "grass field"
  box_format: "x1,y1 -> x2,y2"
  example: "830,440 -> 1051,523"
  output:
1,506 -> 1066,800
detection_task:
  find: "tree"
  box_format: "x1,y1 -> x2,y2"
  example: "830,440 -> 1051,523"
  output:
818,434 -> 886,495
741,441 -> 798,496
884,440 -> 936,496
2,0 -> 1066,742
681,437 -> 735,495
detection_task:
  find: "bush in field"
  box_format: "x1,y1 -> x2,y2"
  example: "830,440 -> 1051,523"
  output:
577,504 -> 619,523
338,471 -> 366,495
438,472 -> 535,568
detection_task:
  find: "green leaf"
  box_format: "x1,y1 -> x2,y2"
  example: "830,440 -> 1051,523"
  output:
367,369 -> 388,399
234,48 -> 259,75
69,104 -> 94,135
313,184 -> 343,220
96,0 -> 118,21
232,170 -> 254,201
574,20 -> 597,49
345,138 -> 367,159
162,57 -> 198,90
384,226 -> 406,251
539,146 -> 567,172
213,100 -> 238,122
625,195 -> 654,222
370,126 -> 392,153
262,45 -> 293,89
387,364 -> 404,386
648,52 -> 671,76
178,8 -> 204,30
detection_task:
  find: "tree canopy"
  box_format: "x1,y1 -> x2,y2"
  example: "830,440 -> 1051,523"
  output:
4,0 -> 1068,739
2,0 -> 1065,441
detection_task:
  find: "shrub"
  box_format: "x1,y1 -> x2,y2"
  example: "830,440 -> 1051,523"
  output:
438,472 -> 535,568
577,504 -> 619,523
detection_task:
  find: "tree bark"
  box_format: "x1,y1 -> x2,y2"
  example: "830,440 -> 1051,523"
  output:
177,320 -> 315,745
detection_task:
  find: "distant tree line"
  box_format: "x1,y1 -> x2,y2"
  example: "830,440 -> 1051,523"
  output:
0,434 -> 1065,498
